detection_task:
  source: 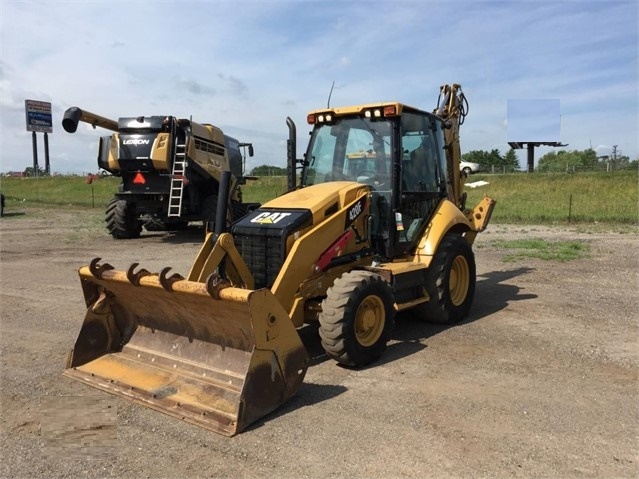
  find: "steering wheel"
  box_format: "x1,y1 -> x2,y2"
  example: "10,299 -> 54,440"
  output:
356,170 -> 378,179
357,170 -> 388,188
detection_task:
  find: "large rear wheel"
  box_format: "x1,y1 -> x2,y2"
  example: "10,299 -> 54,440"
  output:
414,234 -> 476,323
319,271 -> 395,367
105,198 -> 142,239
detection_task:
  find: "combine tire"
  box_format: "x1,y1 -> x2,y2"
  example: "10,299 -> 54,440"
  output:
414,234 -> 476,324
319,271 -> 395,367
105,198 -> 141,239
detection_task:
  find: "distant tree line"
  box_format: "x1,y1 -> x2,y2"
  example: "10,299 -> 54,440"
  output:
250,147 -> 637,177
462,146 -> 637,173
22,166 -> 50,177
250,165 -> 288,176
537,146 -> 637,172
461,148 -> 520,172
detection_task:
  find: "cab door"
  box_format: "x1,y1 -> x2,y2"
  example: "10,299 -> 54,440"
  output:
393,111 -> 446,254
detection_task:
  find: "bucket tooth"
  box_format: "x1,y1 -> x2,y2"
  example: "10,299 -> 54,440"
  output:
206,273 -> 231,299
89,257 -> 114,279
126,263 -> 152,286
159,267 -> 184,291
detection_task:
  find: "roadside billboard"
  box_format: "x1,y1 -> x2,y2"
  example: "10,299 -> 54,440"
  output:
25,99 -> 53,133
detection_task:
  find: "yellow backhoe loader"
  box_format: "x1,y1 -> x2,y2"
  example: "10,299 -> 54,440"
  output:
64,83 -> 495,436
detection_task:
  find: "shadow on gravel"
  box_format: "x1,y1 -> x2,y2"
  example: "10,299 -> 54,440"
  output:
243,269 -> 539,432
241,323 -> 350,433
376,267 -> 538,368
0,211 -> 26,218
157,226 -> 207,244
281,268 -> 539,372
473,267 -> 538,318
247,381 -> 349,433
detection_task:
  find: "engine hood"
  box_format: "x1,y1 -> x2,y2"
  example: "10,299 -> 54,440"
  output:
262,181 -> 370,225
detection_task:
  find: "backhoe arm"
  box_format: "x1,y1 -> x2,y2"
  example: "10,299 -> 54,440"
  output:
435,84 -> 468,208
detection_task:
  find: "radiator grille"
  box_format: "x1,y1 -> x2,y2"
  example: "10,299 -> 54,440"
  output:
234,233 -> 285,289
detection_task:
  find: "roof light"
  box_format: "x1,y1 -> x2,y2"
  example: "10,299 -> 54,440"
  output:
373,109 -> 382,118
318,114 -> 325,123
383,105 -> 397,116
307,113 -> 316,124
364,110 -> 372,118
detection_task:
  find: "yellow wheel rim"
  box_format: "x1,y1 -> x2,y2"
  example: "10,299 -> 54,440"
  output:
355,296 -> 385,347
449,255 -> 470,306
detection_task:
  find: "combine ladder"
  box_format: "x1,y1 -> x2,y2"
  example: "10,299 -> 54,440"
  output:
168,142 -> 187,217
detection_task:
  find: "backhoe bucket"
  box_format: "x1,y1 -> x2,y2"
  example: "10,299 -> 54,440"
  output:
64,261 -> 309,436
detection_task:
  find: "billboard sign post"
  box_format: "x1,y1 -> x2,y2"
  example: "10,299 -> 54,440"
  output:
25,100 -> 53,175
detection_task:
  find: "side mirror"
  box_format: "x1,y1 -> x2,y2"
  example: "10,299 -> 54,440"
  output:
248,145 -> 254,157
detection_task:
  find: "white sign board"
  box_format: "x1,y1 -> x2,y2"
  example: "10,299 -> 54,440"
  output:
25,99 -> 53,133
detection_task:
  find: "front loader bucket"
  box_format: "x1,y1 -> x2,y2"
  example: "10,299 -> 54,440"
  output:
64,261 -> 309,436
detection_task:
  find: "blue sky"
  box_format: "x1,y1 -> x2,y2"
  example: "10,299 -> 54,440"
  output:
0,0 -> 636,174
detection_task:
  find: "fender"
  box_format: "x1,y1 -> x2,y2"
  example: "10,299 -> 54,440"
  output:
412,199 -> 473,265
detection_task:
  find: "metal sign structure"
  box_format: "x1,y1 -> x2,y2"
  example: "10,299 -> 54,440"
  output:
25,100 -> 53,133
25,99 -> 53,174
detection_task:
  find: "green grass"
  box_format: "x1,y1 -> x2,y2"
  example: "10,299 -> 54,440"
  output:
2,170 -> 637,225
491,238 -> 590,262
242,176 -> 289,204
0,175 -> 119,208
464,170 -> 638,224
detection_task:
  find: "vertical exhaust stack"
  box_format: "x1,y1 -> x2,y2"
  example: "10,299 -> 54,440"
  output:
214,171 -> 232,238
286,117 -> 297,191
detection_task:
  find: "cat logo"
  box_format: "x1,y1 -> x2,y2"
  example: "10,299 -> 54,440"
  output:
250,212 -> 292,224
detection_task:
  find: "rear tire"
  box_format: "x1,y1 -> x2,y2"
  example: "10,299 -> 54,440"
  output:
414,234 -> 476,323
319,271 -> 395,367
105,198 -> 142,239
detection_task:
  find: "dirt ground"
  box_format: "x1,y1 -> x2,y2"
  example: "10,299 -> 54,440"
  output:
1,207 -> 637,479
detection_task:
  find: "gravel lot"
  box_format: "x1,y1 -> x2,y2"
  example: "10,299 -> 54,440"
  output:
1,207 -> 637,478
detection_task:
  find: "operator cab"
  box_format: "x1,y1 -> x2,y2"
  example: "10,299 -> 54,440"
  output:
300,104 -> 449,258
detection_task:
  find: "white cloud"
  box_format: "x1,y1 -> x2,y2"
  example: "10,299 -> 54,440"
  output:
0,0 -> 636,175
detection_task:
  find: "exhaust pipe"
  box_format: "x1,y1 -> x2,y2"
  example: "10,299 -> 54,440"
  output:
286,117 -> 297,191
214,171 -> 232,238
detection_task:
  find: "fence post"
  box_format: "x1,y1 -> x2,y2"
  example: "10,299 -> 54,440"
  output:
568,194 -> 573,223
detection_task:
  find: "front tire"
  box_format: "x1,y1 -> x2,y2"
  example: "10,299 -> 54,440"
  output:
414,234 -> 476,323
319,271 -> 395,367
105,198 -> 142,239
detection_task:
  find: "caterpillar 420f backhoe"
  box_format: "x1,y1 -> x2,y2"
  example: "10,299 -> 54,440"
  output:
64,84 -> 495,436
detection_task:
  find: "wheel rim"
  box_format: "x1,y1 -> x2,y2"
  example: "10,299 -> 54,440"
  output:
449,255 -> 470,306
354,296 -> 385,347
